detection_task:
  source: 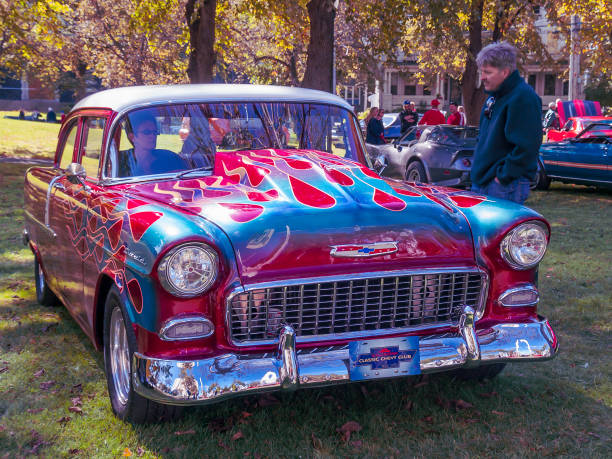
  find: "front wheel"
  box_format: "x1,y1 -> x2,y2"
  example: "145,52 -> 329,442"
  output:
34,257 -> 59,306
405,161 -> 427,183
103,287 -> 182,423
535,166 -> 551,190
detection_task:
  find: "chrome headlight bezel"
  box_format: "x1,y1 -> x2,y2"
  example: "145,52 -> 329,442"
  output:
157,243 -> 218,297
500,221 -> 549,270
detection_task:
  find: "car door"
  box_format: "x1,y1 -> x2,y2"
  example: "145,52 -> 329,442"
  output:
47,117 -> 87,319
39,119 -> 80,297
78,115 -> 111,334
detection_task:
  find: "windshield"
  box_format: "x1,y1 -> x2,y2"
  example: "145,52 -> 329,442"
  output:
382,113 -> 400,127
105,102 -> 367,179
576,121 -> 612,139
430,126 -> 479,146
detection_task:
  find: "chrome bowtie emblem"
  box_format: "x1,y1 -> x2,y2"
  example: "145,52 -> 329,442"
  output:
330,242 -> 398,258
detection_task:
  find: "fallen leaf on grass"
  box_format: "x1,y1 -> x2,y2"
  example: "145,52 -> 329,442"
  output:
350,440 -> 363,449
40,381 -> 55,390
512,396 -> 525,405
122,447 -> 132,457
27,408 -> 44,414
421,416 -> 433,423
174,429 -> 195,435
337,421 -> 362,443
208,417 -> 232,433
232,431 -> 244,441
70,384 -> 82,394
57,416 -> 71,424
241,411 -> 252,419
71,396 -> 82,407
0,367 -> 8,374
68,449 -> 82,455
311,433 -> 323,450
454,399 -> 474,410
68,406 -> 82,415
33,369 -> 45,377
405,400 -> 413,411
413,380 -> 428,388
491,410 -> 505,416
136,446 -> 145,456
479,391 -> 498,398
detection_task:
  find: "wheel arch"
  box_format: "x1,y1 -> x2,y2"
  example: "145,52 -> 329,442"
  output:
94,274 -> 115,350
405,155 -> 432,182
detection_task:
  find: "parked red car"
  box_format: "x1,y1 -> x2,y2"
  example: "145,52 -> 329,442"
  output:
546,116 -> 612,142
23,85 -> 557,423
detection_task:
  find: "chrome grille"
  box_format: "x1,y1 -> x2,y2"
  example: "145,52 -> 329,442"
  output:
228,271 -> 486,344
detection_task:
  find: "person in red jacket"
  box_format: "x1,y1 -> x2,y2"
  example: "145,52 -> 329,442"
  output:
447,102 -> 461,125
418,99 -> 446,126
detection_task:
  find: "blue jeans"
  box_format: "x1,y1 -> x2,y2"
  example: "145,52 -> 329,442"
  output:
471,177 -> 531,204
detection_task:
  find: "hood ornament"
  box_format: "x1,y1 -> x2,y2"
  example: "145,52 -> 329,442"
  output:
330,241 -> 398,258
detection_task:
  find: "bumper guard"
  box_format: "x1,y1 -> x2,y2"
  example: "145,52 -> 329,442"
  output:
132,308 -> 557,406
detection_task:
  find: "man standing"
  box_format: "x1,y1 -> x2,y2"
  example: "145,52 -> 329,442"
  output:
399,100 -> 418,134
543,102 -> 559,130
470,42 -> 542,204
447,102 -> 461,125
418,99 -> 446,126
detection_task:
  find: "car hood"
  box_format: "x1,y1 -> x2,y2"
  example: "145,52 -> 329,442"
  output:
124,149 -> 483,284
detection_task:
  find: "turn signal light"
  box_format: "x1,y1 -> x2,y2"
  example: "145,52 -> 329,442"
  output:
498,286 -> 539,307
159,316 -> 214,341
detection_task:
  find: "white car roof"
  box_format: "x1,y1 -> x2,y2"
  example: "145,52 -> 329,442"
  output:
72,84 -> 353,115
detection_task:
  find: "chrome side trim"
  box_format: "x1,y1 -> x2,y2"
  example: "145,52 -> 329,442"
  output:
459,305 -> 480,361
225,267 -> 489,347
498,285 -> 540,307
25,210 -> 56,238
44,175 -> 63,236
132,316 -> 558,406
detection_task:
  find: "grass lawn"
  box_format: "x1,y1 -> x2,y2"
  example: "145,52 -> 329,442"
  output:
1,131 -> 611,456
0,111 -> 60,159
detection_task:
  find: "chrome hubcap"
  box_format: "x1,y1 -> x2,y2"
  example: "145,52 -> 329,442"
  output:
109,307 -> 130,406
408,170 -> 421,182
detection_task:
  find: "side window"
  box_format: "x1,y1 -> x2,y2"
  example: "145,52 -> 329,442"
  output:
58,121 -> 78,170
79,117 -> 106,179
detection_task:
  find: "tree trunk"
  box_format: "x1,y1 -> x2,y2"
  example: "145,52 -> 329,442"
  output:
301,0 -> 336,92
461,0 -> 486,125
186,0 -> 217,83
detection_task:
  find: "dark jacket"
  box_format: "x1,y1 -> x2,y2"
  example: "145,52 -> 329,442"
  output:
542,109 -> 559,129
399,109 -> 417,133
471,70 -> 542,187
366,118 -> 385,144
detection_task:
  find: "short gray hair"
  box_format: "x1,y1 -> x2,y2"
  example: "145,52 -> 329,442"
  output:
476,42 -> 517,71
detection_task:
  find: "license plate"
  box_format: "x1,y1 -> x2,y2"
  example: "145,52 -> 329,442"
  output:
349,336 -> 420,381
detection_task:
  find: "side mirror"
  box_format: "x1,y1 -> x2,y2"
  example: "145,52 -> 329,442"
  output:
65,162 -> 90,190
373,154 -> 388,175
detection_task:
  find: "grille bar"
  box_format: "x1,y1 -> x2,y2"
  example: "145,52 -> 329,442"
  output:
228,270 -> 486,344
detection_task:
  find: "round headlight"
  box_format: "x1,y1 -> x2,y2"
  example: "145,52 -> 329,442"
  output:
500,222 -> 549,270
157,243 -> 218,297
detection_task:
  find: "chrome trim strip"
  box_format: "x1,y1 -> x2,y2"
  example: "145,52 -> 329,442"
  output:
25,210 -> 56,238
225,267 -> 489,347
132,317 -> 557,406
498,285 -> 539,307
159,315 -> 215,341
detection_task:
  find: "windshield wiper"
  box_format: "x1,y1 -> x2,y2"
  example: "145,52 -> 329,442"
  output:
175,166 -> 213,179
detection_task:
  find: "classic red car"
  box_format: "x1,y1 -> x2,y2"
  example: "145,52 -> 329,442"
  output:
546,116 -> 612,142
23,85 -> 557,423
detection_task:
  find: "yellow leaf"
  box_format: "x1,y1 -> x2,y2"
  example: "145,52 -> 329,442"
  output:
122,448 -> 132,457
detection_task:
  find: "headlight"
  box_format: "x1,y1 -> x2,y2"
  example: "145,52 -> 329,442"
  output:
157,243 -> 218,297
500,221 -> 549,270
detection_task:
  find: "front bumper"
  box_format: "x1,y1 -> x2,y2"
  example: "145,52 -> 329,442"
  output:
133,309 -> 557,406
